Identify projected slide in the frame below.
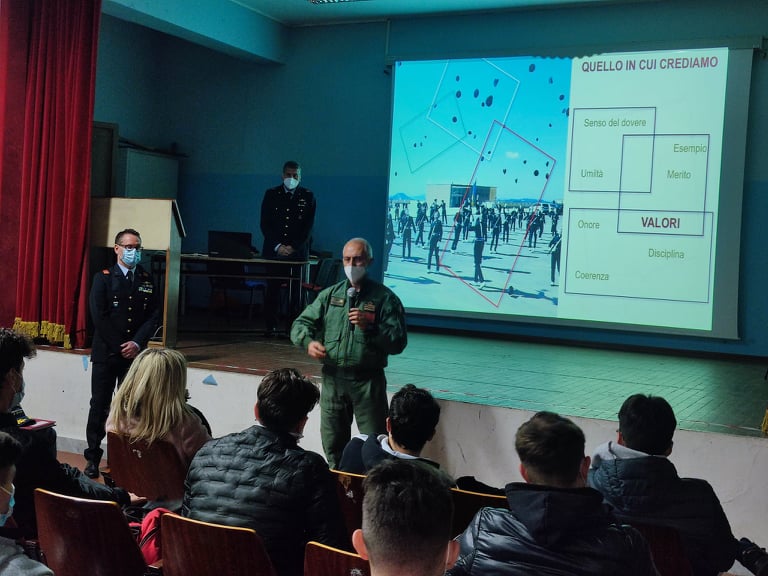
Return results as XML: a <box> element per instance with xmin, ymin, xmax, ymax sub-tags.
<box><xmin>385</xmin><ymin>47</ymin><xmax>730</xmax><ymax>334</ymax></box>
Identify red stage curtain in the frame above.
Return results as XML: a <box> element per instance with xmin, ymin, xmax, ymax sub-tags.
<box><xmin>0</xmin><ymin>0</ymin><xmax>30</xmax><ymax>328</ymax></box>
<box><xmin>11</xmin><ymin>0</ymin><xmax>101</xmax><ymax>349</ymax></box>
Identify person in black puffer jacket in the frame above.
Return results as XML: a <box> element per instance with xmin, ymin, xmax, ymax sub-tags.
<box><xmin>182</xmin><ymin>367</ymin><xmax>347</xmax><ymax>576</ymax></box>
<box><xmin>0</xmin><ymin>328</ymin><xmax>131</xmax><ymax>539</ymax></box>
<box><xmin>448</xmin><ymin>411</ymin><xmax>659</xmax><ymax>576</ymax></box>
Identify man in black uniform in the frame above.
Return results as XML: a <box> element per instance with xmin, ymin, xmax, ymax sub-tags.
<box><xmin>260</xmin><ymin>160</ymin><xmax>316</xmax><ymax>336</ymax></box>
<box><xmin>549</xmin><ymin>230</ymin><xmax>562</xmax><ymax>286</ymax></box>
<box><xmin>399</xmin><ymin>208</ymin><xmax>414</xmax><ymax>260</ymax></box>
<box><xmin>84</xmin><ymin>228</ymin><xmax>160</xmax><ymax>478</ymax></box>
<box><xmin>450</xmin><ymin>209</ymin><xmax>463</xmax><ymax>253</ymax></box>
<box><xmin>383</xmin><ymin>213</ymin><xmax>395</xmax><ymax>274</ymax></box>
<box><xmin>427</xmin><ymin>213</ymin><xmax>443</xmax><ymax>273</ymax></box>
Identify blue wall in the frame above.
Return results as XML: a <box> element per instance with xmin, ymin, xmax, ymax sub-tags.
<box><xmin>94</xmin><ymin>0</ymin><xmax>768</xmax><ymax>356</ymax></box>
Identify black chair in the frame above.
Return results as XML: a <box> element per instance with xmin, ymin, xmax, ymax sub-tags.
<box><xmin>330</xmin><ymin>469</ymin><xmax>365</xmax><ymax>545</ymax></box>
<box><xmin>303</xmin><ymin>258</ymin><xmax>342</xmax><ymax>304</ymax></box>
<box><xmin>630</xmin><ymin>522</ymin><xmax>693</xmax><ymax>576</ymax></box>
<box><xmin>450</xmin><ymin>487</ymin><xmax>508</xmax><ymax>538</ymax></box>
<box><xmin>208</xmin><ymin>260</ymin><xmax>266</xmax><ymax>322</ymax></box>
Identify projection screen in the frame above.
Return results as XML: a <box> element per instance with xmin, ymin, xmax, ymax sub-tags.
<box><xmin>384</xmin><ymin>46</ymin><xmax>753</xmax><ymax>339</ymax></box>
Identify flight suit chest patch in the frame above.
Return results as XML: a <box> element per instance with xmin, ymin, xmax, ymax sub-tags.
<box><xmin>330</xmin><ymin>297</ymin><xmax>345</xmax><ymax>307</ymax></box>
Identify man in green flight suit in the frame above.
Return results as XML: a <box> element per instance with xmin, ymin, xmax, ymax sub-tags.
<box><xmin>291</xmin><ymin>237</ymin><xmax>408</xmax><ymax>469</ymax></box>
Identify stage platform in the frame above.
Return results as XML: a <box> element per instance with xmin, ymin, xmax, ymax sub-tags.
<box><xmin>174</xmin><ymin>324</ymin><xmax>768</xmax><ymax>439</ymax></box>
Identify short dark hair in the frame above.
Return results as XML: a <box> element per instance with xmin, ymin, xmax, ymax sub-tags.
<box><xmin>0</xmin><ymin>328</ymin><xmax>36</xmax><ymax>384</ymax></box>
<box><xmin>114</xmin><ymin>228</ymin><xmax>142</xmax><ymax>245</ymax></box>
<box><xmin>362</xmin><ymin>459</ymin><xmax>454</xmax><ymax>571</ymax></box>
<box><xmin>0</xmin><ymin>431</ymin><xmax>22</xmax><ymax>470</ymax></box>
<box><xmin>389</xmin><ymin>385</ymin><xmax>440</xmax><ymax>452</ymax></box>
<box><xmin>618</xmin><ymin>394</ymin><xmax>677</xmax><ymax>455</ymax></box>
<box><xmin>282</xmin><ymin>160</ymin><xmax>300</xmax><ymax>173</ymax></box>
<box><xmin>515</xmin><ymin>411</ymin><xmax>585</xmax><ymax>486</ymax></box>
<box><xmin>257</xmin><ymin>368</ymin><xmax>319</xmax><ymax>433</ymax></box>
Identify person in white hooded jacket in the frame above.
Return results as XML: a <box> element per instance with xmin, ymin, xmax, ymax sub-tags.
<box><xmin>587</xmin><ymin>393</ymin><xmax>768</xmax><ymax>576</ymax></box>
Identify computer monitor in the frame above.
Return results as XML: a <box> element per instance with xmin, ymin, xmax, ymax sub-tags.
<box><xmin>207</xmin><ymin>230</ymin><xmax>255</xmax><ymax>259</ymax></box>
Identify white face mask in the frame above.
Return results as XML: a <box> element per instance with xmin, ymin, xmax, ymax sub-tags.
<box><xmin>344</xmin><ymin>265</ymin><xmax>367</xmax><ymax>285</ymax></box>
<box><xmin>0</xmin><ymin>484</ymin><xmax>14</xmax><ymax>527</ymax></box>
<box><xmin>11</xmin><ymin>377</ymin><xmax>24</xmax><ymax>408</ymax></box>
<box><xmin>283</xmin><ymin>177</ymin><xmax>299</xmax><ymax>191</ymax></box>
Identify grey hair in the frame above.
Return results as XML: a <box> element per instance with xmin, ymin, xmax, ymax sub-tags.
<box><xmin>347</xmin><ymin>237</ymin><xmax>373</xmax><ymax>260</ymax></box>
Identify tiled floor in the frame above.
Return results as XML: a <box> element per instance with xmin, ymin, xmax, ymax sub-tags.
<box><xmin>385</xmin><ymin>332</ymin><xmax>768</xmax><ymax>437</ymax></box>
<box><xmin>58</xmin><ymin>450</ymin><xmax>104</xmax><ymax>482</ymax></box>
<box><xmin>175</xmin><ymin>319</ymin><xmax>768</xmax><ymax>438</ymax></box>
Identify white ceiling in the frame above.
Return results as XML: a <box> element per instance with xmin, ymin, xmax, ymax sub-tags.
<box><xmin>232</xmin><ymin>0</ymin><xmax>622</xmax><ymax>26</ymax></box>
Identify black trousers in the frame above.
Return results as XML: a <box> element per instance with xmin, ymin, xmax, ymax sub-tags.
<box><xmin>383</xmin><ymin>239</ymin><xmax>393</xmax><ymax>272</ymax></box>
<box><xmin>264</xmin><ymin>279</ymin><xmax>303</xmax><ymax>333</ymax></box>
<box><xmin>428</xmin><ymin>241</ymin><xmax>441</xmax><ymax>270</ymax></box>
<box><xmin>263</xmin><ymin>260</ymin><xmax>304</xmax><ymax>333</ymax></box>
<box><xmin>551</xmin><ymin>252</ymin><xmax>561</xmax><ymax>283</ymax></box>
<box><xmin>474</xmin><ymin>241</ymin><xmax>485</xmax><ymax>282</ymax></box>
<box><xmin>452</xmin><ymin>228</ymin><xmax>462</xmax><ymax>250</ymax></box>
<box><xmin>85</xmin><ymin>355</ymin><xmax>130</xmax><ymax>463</ymax></box>
<box><xmin>402</xmin><ymin>233</ymin><xmax>412</xmax><ymax>258</ymax></box>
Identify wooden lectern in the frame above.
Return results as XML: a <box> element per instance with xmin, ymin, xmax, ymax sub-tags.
<box><xmin>90</xmin><ymin>198</ymin><xmax>185</xmax><ymax>348</ymax></box>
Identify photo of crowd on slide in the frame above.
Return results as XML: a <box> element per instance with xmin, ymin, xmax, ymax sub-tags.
<box><xmin>383</xmin><ymin>195</ymin><xmax>563</xmax><ymax>318</ymax></box>
<box><xmin>384</xmin><ymin>55</ymin><xmax>571</xmax><ymax>319</ymax></box>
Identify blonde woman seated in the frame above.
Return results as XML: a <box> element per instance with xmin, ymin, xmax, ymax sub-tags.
<box><xmin>106</xmin><ymin>348</ymin><xmax>211</xmax><ymax>470</ymax></box>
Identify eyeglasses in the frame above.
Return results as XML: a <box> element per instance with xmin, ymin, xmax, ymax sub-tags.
<box><xmin>118</xmin><ymin>244</ymin><xmax>141</xmax><ymax>250</ymax></box>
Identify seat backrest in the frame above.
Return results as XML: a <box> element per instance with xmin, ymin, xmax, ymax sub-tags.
<box><xmin>208</xmin><ymin>259</ymin><xmax>251</xmax><ymax>290</ymax></box>
<box><xmin>314</xmin><ymin>258</ymin><xmax>342</xmax><ymax>288</ymax></box>
<box><xmin>107</xmin><ymin>431</ymin><xmax>187</xmax><ymax>502</ymax></box>
<box><xmin>303</xmin><ymin>258</ymin><xmax>342</xmax><ymax>305</ymax></box>
<box><xmin>450</xmin><ymin>487</ymin><xmax>508</xmax><ymax>538</ymax></box>
<box><xmin>34</xmin><ymin>488</ymin><xmax>147</xmax><ymax>576</ymax></box>
<box><xmin>630</xmin><ymin>522</ymin><xmax>694</xmax><ymax>576</ymax></box>
<box><xmin>161</xmin><ymin>513</ymin><xmax>277</xmax><ymax>576</ymax></box>
<box><xmin>304</xmin><ymin>541</ymin><xmax>370</xmax><ymax>576</ymax></box>
<box><xmin>330</xmin><ymin>469</ymin><xmax>366</xmax><ymax>544</ymax></box>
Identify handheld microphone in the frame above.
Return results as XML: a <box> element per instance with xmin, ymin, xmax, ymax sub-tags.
<box><xmin>347</xmin><ymin>287</ymin><xmax>357</xmax><ymax>331</ymax></box>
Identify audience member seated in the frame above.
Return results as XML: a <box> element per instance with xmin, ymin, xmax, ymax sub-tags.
<box><xmin>338</xmin><ymin>384</ymin><xmax>440</xmax><ymax>474</ymax></box>
<box><xmin>352</xmin><ymin>459</ymin><xmax>458</xmax><ymax>576</ymax></box>
<box><xmin>0</xmin><ymin>431</ymin><xmax>53</xmax><ymax>575</ymax></box>
<box><xmin>182</xmin><ymin>367</ymin><xmax>347</xmax><ymax>576</ymax></box>
<box><xmin>588</xmin><ymin>393</ymin><xmax>768</xmax><ymax>576</ymax></box>
<box><xmin>0</xmin><ymin>328</ymin><xmax>130</xmax><ymax>537</ymax></box>
<box><xmin>447</xmin><ymin>411</ymin><xmax>659</xmax><ymax>576</ymax></box>
<box><xmin>106</xmin><ymin>347</ymin><xmax>211</xmax><ymax>469</ymax></box>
